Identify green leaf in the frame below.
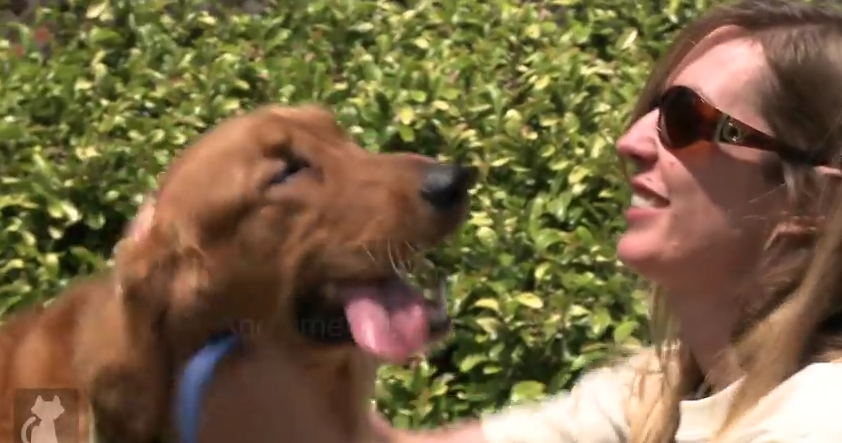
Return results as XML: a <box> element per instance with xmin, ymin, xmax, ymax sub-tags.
<box><xmin>86</xmin><ymin>1</ymin><xmax>111</xmax><ymax>19</ymax></box>
<box><xmin>613</xmin><ymin>320</ymin><xmax>639</xmax><ymax>343</ymax></box>
<box><xmin>397</xmin><ymin>106</ymin><xmax>416</xmax><ymax>125</ymax></box>
<box><xmin>510</xmin><ymin>380</ymin><xmax>546</xmax><ymax>403</ymax></box>
<box><xmin>515</xmin><ymin>292</ymin><xmax>544</xmax><ymax>310</ymax></box>
<box><xmin>534</xmin><ymin>262</ymin><xmax>552</xmax><ymax>281</ymax></box>
<box><xmin>458</xmin><ymin>354</ymin><xmax>488</xmax><ymax>372</ymax></box>
<box><xmin>475</xmin><ymin>226</ymin><xmax>498</xmax><ymax>248</ymax></box>
<box><xmin>473</xmin><ymin>298</ymin><xmax>501</xmax><ymax>313</ymax></box>
<box><xmin>502</xmin><ymin>109</ymin><xmax>523</xmax><ymax>137</ymax></box>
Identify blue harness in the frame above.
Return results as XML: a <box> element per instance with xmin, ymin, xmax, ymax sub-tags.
<box><xmin>175</xmin><ymin>333</ymin><xmax>241</xmax><ymax>443</ymax></box>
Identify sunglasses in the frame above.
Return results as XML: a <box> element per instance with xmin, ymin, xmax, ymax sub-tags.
<box><xmin>653</xmin><ymin>85</ymin><xmax>826</xmax><ymax>166</ymax></box>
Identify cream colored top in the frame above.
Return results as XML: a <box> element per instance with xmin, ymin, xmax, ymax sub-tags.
<box><xmin>480</xmin><ymin>358</ymin><xmax>842</xmax><ymax>443</ymax></box>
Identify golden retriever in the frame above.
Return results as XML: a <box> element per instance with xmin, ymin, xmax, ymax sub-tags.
<box><xmin>0</xmin><ymin>104</ymin><xmax>476</xmax><ymax>443</ymax></box>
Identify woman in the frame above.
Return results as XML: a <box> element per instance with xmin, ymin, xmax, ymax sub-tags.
<box><xmin>373</xmin><ymin>0</ymin><xmax>842</xmax><ymax>442</ymax></box>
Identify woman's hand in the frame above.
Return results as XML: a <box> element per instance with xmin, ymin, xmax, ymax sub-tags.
<box><xmin>369</xmin><ymin>408</ymin><xmax>488</xmax><ymax>443</ymax></box>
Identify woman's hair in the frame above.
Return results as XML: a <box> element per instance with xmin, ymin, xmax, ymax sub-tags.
<box><xmin>622</xmin><ymin>1</ymin><xmax>842</xmax><ymax>442</ymax></box>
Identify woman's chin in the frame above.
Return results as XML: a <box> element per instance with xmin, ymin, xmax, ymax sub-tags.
<box><xmin>617</xmin><ymin>230</ymin><xmax>666</xmax><ymax>276</ymax></box>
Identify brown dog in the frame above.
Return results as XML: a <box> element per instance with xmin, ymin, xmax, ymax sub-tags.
<box><xmin>0</xmin><ymin>104</ymin><xmax>476</xmax><ymax>443</ymax></box>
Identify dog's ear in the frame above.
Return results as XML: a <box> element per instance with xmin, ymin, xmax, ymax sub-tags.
<box><xmin>82</xmin><ymin>188</ymin><xmax>213</xmax><ymax>443</ymax></box>
<box><xmin>263</xmin><ymin>103</ymin><xmax>349</xmax><ymax>142</ymax></box>
<box><xmin>127</xmin><ymin>194</ymin><xmax>157</xmax><ymax>243</ymax></box>
<box><xmin>113</xmin><ymin>193</ymin><xmax>156</xmax><ymax>257</ymax></box>
<box><xmin>115</xmin><ymin>191</ymin><xmax>222</xmax><ymax>365</ymax></box>
<box><xmin>75</xmin><ymin>280</ymin><xmax>172</xmax><ymax>443</ymax></box>
<box><xmin>76</xmin><ymin>193</ymin><xmax>176</xmax><ymax>443</ymax></box>
<box><xmin>112</xmin><ymin>193</ymin><xmax>171</xmax><ymax>317</ymax></box>
<box><xmin>115</xmin><ymin>191</ymin><xmax>210</xmax><ymax>320</ymax></box>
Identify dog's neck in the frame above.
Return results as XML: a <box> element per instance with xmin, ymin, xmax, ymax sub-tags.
<box><xmin>89</xmin><ymin>346</ymin><xmax>378</xmax><ymax>443</ymax></box>
<box><xmin>264</xmin><ymin>341</ymin><xmax>381</xmax><ymax>440</ymax></box>
<box><xmin>314</xmin><ymin>351</ymin><xmax>381</xmax><ymax>440</ymax></box>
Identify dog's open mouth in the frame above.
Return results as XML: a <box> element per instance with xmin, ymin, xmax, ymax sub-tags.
<box><xmin>295</xmin><ymin>259</ymin><xmax>450</xmax><ymax>364</ymax></box>
<box><xmin>341</xmin><ymin>275</ymin><xmax>448</xmax><ymax>362</ymax></box>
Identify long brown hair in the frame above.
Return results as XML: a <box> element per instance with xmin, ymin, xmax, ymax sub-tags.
<box><xmin>623</xmin><ymin>1</ymin><xmax>842</xmax><ymax>442</ymax></box>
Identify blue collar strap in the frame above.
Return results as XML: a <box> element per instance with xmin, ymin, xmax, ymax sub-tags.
<box><xmin>176</xmin><ymin>333</ymin><xmax>241</xmax><ymax>443</ymax></box>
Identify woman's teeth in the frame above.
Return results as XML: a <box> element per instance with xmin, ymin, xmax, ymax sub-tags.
<box><xmin>631</xmin><ymin>193</ymin><xmax>667</xmax><ymax>208</ymax></box>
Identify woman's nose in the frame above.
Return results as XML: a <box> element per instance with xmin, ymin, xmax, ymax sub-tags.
<box><xmin>616</xmin><ymin>110</ymin><xmax>660</xmax><ymax>164</ymax></box>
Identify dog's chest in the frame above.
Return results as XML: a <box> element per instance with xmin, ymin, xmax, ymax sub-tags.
<box><xmin>195</xmin><ymin>347</ymin><xmax>374</xmax><ymax>443</ymax></box>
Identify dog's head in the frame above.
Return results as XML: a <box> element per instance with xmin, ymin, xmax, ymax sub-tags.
<box><xmin>115</xmin><ymin>105</ymin><xmax>476</xmax><ymax>364</ymax></box>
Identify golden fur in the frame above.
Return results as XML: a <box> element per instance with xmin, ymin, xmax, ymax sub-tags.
<box><xmin>0</xmin><ymin>104</ymin><xmax>475</xmax><ymax>443</ymax></box>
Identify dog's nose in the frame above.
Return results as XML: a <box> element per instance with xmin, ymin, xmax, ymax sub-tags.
<box><xmin>419</xmin><ymin>163</ymin><xmax>478</xmax><ymax>211</ymax></box>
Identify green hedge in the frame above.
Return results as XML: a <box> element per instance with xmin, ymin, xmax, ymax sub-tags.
<box><xmin>0</xmin><ymin>0</ymin><xmax>712</xmax><ymax>429</ymax></box>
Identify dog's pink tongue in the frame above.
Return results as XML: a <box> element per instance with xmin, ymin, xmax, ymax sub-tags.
<box><xmin>341</xmin><ymin>278</ymin><xmax>429</xmax><ymax>363</ymax></box>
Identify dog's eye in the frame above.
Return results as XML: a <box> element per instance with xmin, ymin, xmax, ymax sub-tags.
<box><xmin>269</xmin><ymin>158</ymin><xmax>309</xmax><ymax>185</ymax></box>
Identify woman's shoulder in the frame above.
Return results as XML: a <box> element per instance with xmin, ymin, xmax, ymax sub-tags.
<box><xmin>773</xmin><ymin>361</ymin><xmax>842</xmax><ymax>405</ymax></box>
<box><xmin>736</xmin><ymin>361</ymin><xmax>842</xmax><ymax>442</ymax></box>
<box><xmin>793</xmin><ymin>359</ymin><xmax>842</xmax><ymax>380</ymax></box>
<box><xmin>778</xmin><ymin>360</ymin><xmax>842</xmax><ymax>404</ymax></box>
<box><xmin>582</xmin><ymin>346</ymin><xmax>669</xmax><ymax>390</ymax></box>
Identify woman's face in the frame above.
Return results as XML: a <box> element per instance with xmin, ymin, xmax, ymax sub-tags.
<box><xmin>616</xmin><ymin>29</ymin><xmax>787</xmax><ymax>298</ymax></box>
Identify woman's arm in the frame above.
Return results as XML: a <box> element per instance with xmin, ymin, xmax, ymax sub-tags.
<box><xmin>371</xmin><ymin>360</ymin><xmax>639</xmax><ymax>443</ymax></box>
<box><xmin>371</xmin><ymin>411</ymin><xmax>488</xmax><ymax>443</ymax></box>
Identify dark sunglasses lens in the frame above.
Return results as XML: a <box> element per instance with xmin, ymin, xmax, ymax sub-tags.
<box><xmin>661</xmin><ymin>88</ymin><xmax>702</xmax><ymax>150</ymax></box>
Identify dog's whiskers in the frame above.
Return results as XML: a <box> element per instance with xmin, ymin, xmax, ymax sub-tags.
<box><xmin>401</xmin><ymin>241</ymin><xmax>418</xmax><ymax>275</ymax></box>
<box><xmin>363</xmin><ymin>245</ymin><xmax>376</xmax><ymax>264</ymax></box>
<box><xmin>387</xmin><ymin>241</ymin><xmax>401</xmax><ymax>277</ymax></box>
<box><xmin>359</xmin><ymin>239</ymin><xmax>433</xmax><ymax>282</ymax></box>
